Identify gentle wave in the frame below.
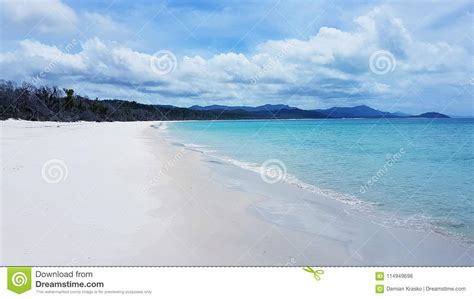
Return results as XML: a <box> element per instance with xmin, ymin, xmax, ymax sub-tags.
<box><xmin>196</xmin><ymin>145</ymin><xmax>471</xmax><ymax>248</ymax></box>
<box><xmin>372</xmin><ymin>213</ymin><xmax>473</xmax><ymax>248</ymax></box>
<box><xmin>160</xmin><ymin>125</ymin><xmax>473</xmax><ymax>249</ymax></box>
<box><xmin>199</xmin><ymin>152</ymin><xmax>378</xmax><ymax>213</ymax></box>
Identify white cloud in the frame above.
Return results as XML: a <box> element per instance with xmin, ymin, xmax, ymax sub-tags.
<box><xmin>1</xmin><ymin>0</ymin><xmax>77</xmax><ymax>33</ymax></box>
<box><xmin>0</xmin><ymin>6</ymin><xmax>471</xmax><ymax>113</ymax></box>
<box><xmin>20</xmin><ymin>40</ymin><xmax>83</xmax><ymax>68</ymax></box>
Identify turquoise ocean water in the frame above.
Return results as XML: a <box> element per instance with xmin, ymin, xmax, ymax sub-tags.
<box><xmin>166</xmin><ymin>119</ymin><xmax>474</xmax><ymax>246</ymax></box>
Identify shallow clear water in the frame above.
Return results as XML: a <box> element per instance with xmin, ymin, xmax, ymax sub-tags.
<box><xmin>166</xmin><ymin>118</ymin><xmax>474</xmax><ymax>246</ymax></box>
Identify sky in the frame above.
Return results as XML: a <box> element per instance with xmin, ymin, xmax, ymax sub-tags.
<box><xmin>0</xmin><ymin>0</ymin><xmax>473</xmax><ymax>115</ymax></box>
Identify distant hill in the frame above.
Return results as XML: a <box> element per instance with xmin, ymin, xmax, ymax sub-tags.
<box><xmin>190</xmin><ymin>104</ymin><xmax>297</xmax><ymax>112</ymax></box>
<box><xmin>0</xmin><ymin>81</ymin><xmax>451</xmax><ymax>122</ymax></box>
<box><xmin>313</xmin><ymin>105</ymin><xmax>397</xmax><ymax>118</ymax></box>
<box><xmin>191</xmin><ymin>104</ymin><xmax>407</xmax><ymax>119</ymax></box>
<box><xmin>230</xmin><ymin>108</ymin><xmax>327</xmax><ymax>119</ymax></box>
<box><xmin>410</xmin><ymin>112</ymin><xmax>450</xmax><ymax>118</ymax></box>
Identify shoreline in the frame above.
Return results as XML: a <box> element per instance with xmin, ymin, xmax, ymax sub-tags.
<box><xmin>151</xmin><ymin>122</ymin><xmax>473</xmax><ymax>265</ymax></box>
<box><xmin>161</xmin><ymin>121</ymin><xmax>474</xmax><ymax>251</ymax></box>
<box><xmin>1</xmin><ymin>120</ymin><xmax>472</xmax><ymax>266</ymax></box>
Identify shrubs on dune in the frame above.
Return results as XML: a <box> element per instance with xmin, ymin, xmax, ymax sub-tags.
<box><xmin>0</xmin><ymin>80</ymin><xmax>227</xmax><ymax>122</ymax></box>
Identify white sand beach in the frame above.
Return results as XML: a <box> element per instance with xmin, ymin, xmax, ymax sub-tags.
<box><xmin>1</xmin><ymin>120</ymin><xmax>472</xmax><ymax>266</ymax></box>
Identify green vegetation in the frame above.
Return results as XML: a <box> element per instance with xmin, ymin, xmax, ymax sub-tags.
<box><xmin>0</xmin><ymin>80</ymin><xmax>449</xmax><ymax>122</ymax></box>
<box><xmin>0</xmin><ymin>81</ymin><xmax>327</xmax><ymax>121</ymax></box>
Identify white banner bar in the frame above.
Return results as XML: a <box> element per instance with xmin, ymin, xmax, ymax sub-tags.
<box><xmin>1</xmin><ymin>267</ymin><xmax>472</xmax><ymax>298</ymax></box>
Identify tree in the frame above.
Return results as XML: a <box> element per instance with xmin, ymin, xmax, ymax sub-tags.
<box><xmin>63</xmin><ymin>88</ymin><xmax>75</xmax><ymax>110</ymax></box>
<box><xmin>64</xmin><ymin>88</ymin><xmax>74</xmax><ymax>101</ymax></box>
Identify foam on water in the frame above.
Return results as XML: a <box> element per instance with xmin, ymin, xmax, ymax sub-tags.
<box><xmin>161</xmin><ymin>118</ymin><xmax>474</xmax><ymax>248</ymax></box>
<box><xmin>200</xmin><ymin>150</ymin><xmax>472</xmax><ymax>247</ymax></box>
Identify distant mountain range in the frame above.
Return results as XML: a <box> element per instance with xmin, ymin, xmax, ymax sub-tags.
<box><xmin>190</xmin><ymin>104</ymin><xmax>296</xmax><ymax>112</ymax></box>
<box><xmin>190</xmin><ymin>104</ymin><xmax>450</xmax><ymax>119</ymax></box>
<box><xmin>410</xmin><ymin>112</ymin><xmax>450</xmax><ymax>118</ymax></box>
<box><xmin>0</xmin><ymin>81</ymin><xmax>450</xmax><ymax>121</ymax></box>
